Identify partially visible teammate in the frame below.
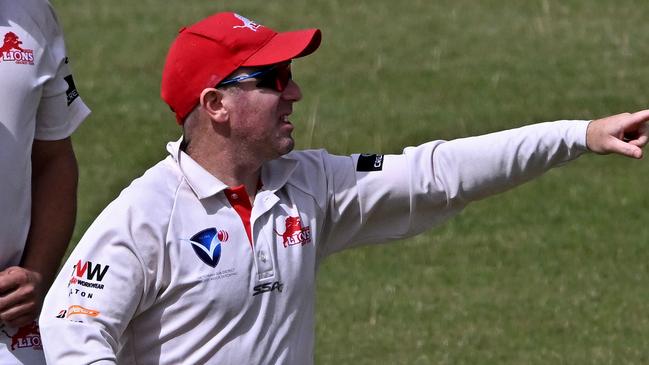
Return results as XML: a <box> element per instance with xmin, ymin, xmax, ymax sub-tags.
<box><xmin>40</xmin><ymin>11</ymin><xmax>648</xmax><ymax>365</ymax></box>
<box><xmin>0</xmin><ymin>0</ymin><xmax>90</xmax><ymax>363</ymax></box>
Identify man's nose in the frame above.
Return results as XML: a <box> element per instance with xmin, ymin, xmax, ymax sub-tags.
<box><xmin>281</xmin><ymin>80</ymin><xmax>302</xmax><ymax>102</ymax></box>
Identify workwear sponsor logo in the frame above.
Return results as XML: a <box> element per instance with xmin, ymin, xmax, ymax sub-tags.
<box><xmin>186</xmin><ymin>228</ymin><xmax>229</xmax><ymax>267</ymax></box>
<box><xmin>0</xmin><ymin>32</ymin><xmax>34</xmax><ymax>65</ymax></box>
<box><xmin>252</xmin><ymin>281</ymin><xmax>284</xmax><ymax>296</ymax></box>
<box><xmin>275</xmin><ymin>216</ymin><xmax>311</xmax><ymax>247</ymax></box>
<box><xmin>66</xmin><ymin>305</ymin><xmax>100</xmax><ymax>318</ymax></box>
<box><xmin>69</xmin><ymin>259</ymin><xmax>109</xmax><ymax>289</ymax></box>
<box><xmin>72</xmin><ymin>260</ymin><xmax>110</xmax><ymax>281</ymax></box>
<box><xmin>0</xmin><ymin>322</ymin><xmax>41</xmax><ymax>351</ymax></box>
<box><xmin>357</xmin><ymin>153</ymin><xmax>384</xmax><ymax>171</ymax></box>
<box><xmin>68</xmin><ymin>277</ymin><xmax>105</xmax><ymax>289</ymax></box>
<box><xmin>232</xmin><ymin>14</ymin><xmax>262</xmax><ymax>32</ymax></box>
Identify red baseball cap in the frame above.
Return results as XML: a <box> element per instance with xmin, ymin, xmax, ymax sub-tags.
<box><xmin>161</xmin><ymin>12</ymin><xmax>322</xmax><ymax>124</ymax></box>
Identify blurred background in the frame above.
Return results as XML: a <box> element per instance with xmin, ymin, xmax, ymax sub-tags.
<box><xmin>55</xmin><ymin>0</ymin><xmax>649</xmax><ymax>363</ymax></box>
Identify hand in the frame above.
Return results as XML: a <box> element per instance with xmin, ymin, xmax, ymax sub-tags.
<box><xmin>0</xmin><ymin>267</ymin><xmax>44</xmax><ymax>328</ymax></box>
<box><xmin>586</xmin><ymin>110</ymin><xmax>649</xmax><ymax>159</ymax></box>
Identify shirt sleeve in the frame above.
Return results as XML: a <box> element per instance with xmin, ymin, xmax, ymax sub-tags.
<box><xmin>34</xmin><ymin>1</ymin><xmax>90</xmax><ymax>141</ymax></box>
<box><xmin>39</xmin><ymin>201</ymin><xmax>152</xmax><ymax>364</ymax></box>
<box><xmin>317</xmin><ymin>120</ymin><xmax>590</xmax><ymax>257</ymax></box>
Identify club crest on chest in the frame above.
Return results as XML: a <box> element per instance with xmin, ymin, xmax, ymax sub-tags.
<box><xmin>274</xmin><ymin>215</ymin><xmax>312</xmax><ymax>248</ymax></box>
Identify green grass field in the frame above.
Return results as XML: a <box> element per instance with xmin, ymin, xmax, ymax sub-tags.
<box><xmin>55</xmin><ymin>0</ymin><xmax>649</xmax><ymax>363</ymax></box>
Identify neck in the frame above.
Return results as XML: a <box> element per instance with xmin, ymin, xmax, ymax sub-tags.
<box><xmin>187</xmin><ymin>141</ymin><xmax>263</xmax><ymax>200</ymax></box>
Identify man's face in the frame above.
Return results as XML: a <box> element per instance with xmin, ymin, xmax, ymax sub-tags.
<box><xmin>220</xmin><ymin>63</ymin><xmax>302</xmax><ymax>161</ymax></box>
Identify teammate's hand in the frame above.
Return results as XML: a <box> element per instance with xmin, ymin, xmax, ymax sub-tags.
<box><xmin>586</xmin><ymin>110</ymin><xmax>649</xmax><ymax>158</ymax></box>
<box><xmin>0</xmin><ymin>266</ymin><xmax>44</xmax><ymax>328</ymax></box>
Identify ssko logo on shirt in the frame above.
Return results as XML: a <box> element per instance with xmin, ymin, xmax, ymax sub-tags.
<box><xmin>0</xmin><ymin>32</ymin><xmax>34</xmax><ymax>65</ymax></box>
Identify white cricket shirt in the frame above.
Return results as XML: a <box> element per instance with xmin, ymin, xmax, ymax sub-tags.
<box><xmin>41</xmin><ymin>120</ymin><xmax>588</xmax><ymax>364</ymax></box>
<box><xmin>0</xmin><ymin>0</ymin><xmax>89</xmax><ymax>363</ymax></box>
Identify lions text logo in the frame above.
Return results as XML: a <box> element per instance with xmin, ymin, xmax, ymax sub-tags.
<box><xmin>0</xmin><ymin>32</ymin><xmax>34</xmax><ymax>65</ymax></box>
<box><xmin>275</xmin><ymin>216</ymin><xmax>311</xmax><ymax>247</ymax></box>
<box><xmin>232</xmin><ymin>14</ymin><xmax>262</xmax><ymax>32</ymax></box>
<box><xmin>187</xmin><ymin>228</ymin><xmax>229</xmax><ymax>267</ymax></box>
<box><xmin>1</xmin><ymin>322</ymin><xmax>41</xmax><ymax>351</ymax></box>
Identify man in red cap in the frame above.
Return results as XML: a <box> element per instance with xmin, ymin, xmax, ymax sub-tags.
<box><xmin>40</xmin><ymin>11</ymin><xmax>649</xmax><ymax>364</ymax></box>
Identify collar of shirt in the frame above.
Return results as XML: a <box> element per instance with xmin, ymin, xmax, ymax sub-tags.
<box><xmin>166</xmin><ymin>138</ymin><xmax>298</xmax><ymax>200</ymax></box>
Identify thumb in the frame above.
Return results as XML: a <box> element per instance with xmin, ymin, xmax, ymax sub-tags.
<box><xmin>608</xmin><ymin>137</ymin><xmax>643</xmax><ymax>159</ymax></box>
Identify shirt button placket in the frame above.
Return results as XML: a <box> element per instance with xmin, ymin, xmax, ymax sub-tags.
<box><xmin>256</xmin><ymin>244</ymin><xmax>274</xmax><ymax>279</ymax></box>
<box><xmin>252</xmin><ymin>194</ymin><xmax>279</xmax><ymax>280</ymax></box>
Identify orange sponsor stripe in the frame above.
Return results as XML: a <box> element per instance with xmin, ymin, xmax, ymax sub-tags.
<box><xmin>66</xmin><ymin>305</ymin><xmax>100</xmax><ymax>318</ymax></box>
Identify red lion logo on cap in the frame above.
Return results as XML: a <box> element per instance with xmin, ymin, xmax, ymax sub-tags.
<box><xmin>275</xmin><ymin>216</ymin><xmax>312</xmax><ymax>247</ymax></box>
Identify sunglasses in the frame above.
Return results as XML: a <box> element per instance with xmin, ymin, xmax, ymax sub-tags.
<box><xmin>217</xmin><ymin>63</ymin><xmax>292</xmax><ymax>92</ymax></box>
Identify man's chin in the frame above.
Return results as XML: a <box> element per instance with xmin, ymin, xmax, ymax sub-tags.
<box><xmin>280</xmin><ymin>140</ymin><xmax>295</xmax><ymax>156</ymax></box>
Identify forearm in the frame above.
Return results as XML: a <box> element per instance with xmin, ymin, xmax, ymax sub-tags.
<box><xmin>21</xmin><ymin>139</ymin><xmax>78</xmax><ymax>289</ymax></box>
<box><xmin>429</xmin><ymin>120</ymin><xmax>590</xmax><ymax>203</ymax></box>
<box><xmin>321</xmin><ymin>120</ymin><xmax>590</xmax><ymax>252</ymax></box>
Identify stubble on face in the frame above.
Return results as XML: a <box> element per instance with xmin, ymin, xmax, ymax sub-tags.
<box><xmin>223</xmin><ymin>86</ymin><xmax>296</xmax><ymax>162</ymax></box>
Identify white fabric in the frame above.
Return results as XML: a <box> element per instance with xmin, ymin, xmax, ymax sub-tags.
<box><xmin>0</xmin><ymin>0</ymin><xmax>89</xmax><ymax>363</ymax></box>
<box><xmin>41</xmin><ymin>120</ymin><xmax>588</xmax><ymax>364</ymax></box>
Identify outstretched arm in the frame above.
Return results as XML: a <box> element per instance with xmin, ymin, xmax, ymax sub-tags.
<box><xmin>319</xmin><ymin>109</ymin><xmax>649</xmax><ymax>255</ymax></box>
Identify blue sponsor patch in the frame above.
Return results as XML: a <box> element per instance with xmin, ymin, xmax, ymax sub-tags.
<box><xmin>188</xmin><ymin>228</ymin><xmax>229</xmax><ymax>267</ymax></box>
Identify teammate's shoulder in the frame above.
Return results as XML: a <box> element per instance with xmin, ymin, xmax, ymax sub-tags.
<box><xmin>0</xmin><ymin>0</ymin><xmax>58</xmax><ymax>29</ymax></box>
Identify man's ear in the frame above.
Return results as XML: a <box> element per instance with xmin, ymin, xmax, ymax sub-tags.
<box><xmin>199</xmin><ymin>88</ymin><xmax>228</xmax><ymax>122</ymax></box>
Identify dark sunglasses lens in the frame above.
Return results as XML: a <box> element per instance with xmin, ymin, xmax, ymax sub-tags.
<box><xmin>256</xmin><ymin>66</ymin><xmax>292</xmax><ymax>92</ymax></box>
<box><xmin>276</xmin><ymin>67</ymin><xmax>292</xmax><ymax>91</ymax></box>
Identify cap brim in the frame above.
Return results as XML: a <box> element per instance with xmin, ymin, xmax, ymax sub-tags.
<box><xmin>242</xmin><ymin>28</ymin><xmax>321</xmax><ymax>67</ymax></box>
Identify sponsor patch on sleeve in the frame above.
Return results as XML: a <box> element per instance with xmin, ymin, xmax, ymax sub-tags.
<box><xmin>356</xmin><ymin>154</ymin><xmax>384</xmax><ymax>172</ymax></box>
<box><xmin>64</xmin><ymin>74</ymin><xmax>80</xmax><ymax>106</ymax></box>
<box><xmin>66</xmin><ymin>305</ymin><xmax>100</xmax><ymax>318</ymax></box>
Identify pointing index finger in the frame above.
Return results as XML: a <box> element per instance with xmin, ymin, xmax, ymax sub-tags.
<box><xmin>626</xmin><ymin>109</ymin><xmax>649</xmax><ymax>127</ymax></box>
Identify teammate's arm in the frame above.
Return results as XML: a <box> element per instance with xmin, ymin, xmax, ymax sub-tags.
<box><xmin>0</xmin><ymin>138</ymin><xmax>78</xmax><ymax>328</ymax></box>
